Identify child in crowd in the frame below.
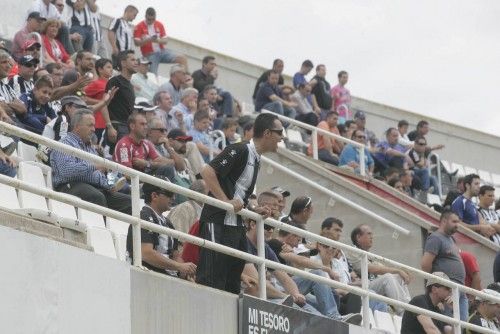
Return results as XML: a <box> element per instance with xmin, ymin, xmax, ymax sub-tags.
<box><xmin>19</xmin><ymin>75</ymin><xmax>56</xmax><ymax>134</ymax></box>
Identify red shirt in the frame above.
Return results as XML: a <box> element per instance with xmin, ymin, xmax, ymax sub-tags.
<box><xmin>42</xmin><ymin>34</ymin><xmax>70</xmax><ymax>63</ymax></box>
<box><xmin>133</xmin><ymin>20</ymin><xmax>166</xmax><ymax>56</ymax></box>
<box><xmin>460</xmin><ymin>250</ymin><xmax>480</xmax><ymax>287</ymax></box>
<box><xmin>181</xmin><ymin>220</ymin><xmax>200</xmax><ymax>265</ymax></box>
<box><xmin>113</xmin><ymin>136</ymin><xmax>159</xmax><ymax>171</ymax></box>
<box><xmin>84</xmin><ymin>78</ymin><xmax>107</xmax><ymax>129</ymax></box>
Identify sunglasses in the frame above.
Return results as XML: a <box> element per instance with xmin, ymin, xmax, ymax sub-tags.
<box><xmin>269</xmin><ymin>128</ymin><xmax>284</xmax><ymax>136</ymax></box>
<box><xmin>151</xmin><ymin>128</ymin><xmax>167</xmax><ymax>133</ymax></box>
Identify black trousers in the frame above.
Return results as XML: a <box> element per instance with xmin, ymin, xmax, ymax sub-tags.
<box><xmin>196</xmin><ymin>221</ymin><xmax>247</xmax><ymax>294</ymax></box>
<box><xmin>57</xmin><ymin>182</ymin><xmax>132</xmax><ymax>217</ymax></box>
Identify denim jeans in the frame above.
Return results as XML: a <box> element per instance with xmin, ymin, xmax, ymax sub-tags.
<box><xmin>318</xmin><ymin>148</ymin><xmax>339</xmax><ymax>166</ymax></box>
<box><xmin>70</xmin><ymin>25</ymin><xmax>94</xmax><ymax>52</ymax></box>
<box><xmin>216</xmin><ymin>90</ymin><xmax>234</xmax><ymax>117</ymax></box>
<box><xmin>0</xmin><ymin>161</ymin><xmax>16</xmax><ymax>177</ymax></box>
<box><xmin>146</xmin><ymin>50</ymin><xmax>178</xmax><ymax>75</ymax></box>
<box><xmin>413</xmin><ymin>167</ymin><xmax>430</xmax><ymax>190</ymax></box>
<box><xmin>262</xmin><ymin>101</ymin><xmax>296</xmax><ymax>119</ymax></box>
<box><xmin>292</xmin><ymin>269</ymin><xmax>342</xmax><ymax>320</ymax></box>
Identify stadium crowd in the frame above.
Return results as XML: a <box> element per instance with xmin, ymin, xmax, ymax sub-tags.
<box><xmin>0</xmin><ymin>1</ymin><xmax>499</xmax><ymax>331</ymax></box>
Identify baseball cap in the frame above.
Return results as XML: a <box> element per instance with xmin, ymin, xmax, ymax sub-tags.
<box><xmin>167</xmin><ymin>128</ymin><xmax>193</xmax><ymax>142</ymax></box>
<box><xmin>170</xmin><ymin>64</ymin><xmax>185</xmax><ymax>75</ymax></box>
<box><xmin>271</xmin><ymin>186</ymin><xmax>290</xmax><ymax>198</ymax></box>
<box><xmin>354</xmin><ymin>110</ymin><xmax>366</xmax><ymax>120</ymax></box>
<box><xmin>134</xmin><ymin>97</ymin><xmax>158</xmax><ymax>112</ymax></box>
<box><xmin>138</xmin><ymin>57</ymin><xmax>152</xmax><ymax>65</ymax></box>
<box><xmin>425</xmin><ymin>272</ymin><xmax>450</xmax><ymax>287</ymax></box>
<box><xmin>142</xmin><ymin>176</ymin><xmax>174</xmax><ymax>199</ymax></box>
<box><xmin>23</xmin><ymin>39</ymin><xmax>41</xmax><ymax>50</ymax></box>
<box><xmin>476</xmin><ymin>289</ymin><xmax>500</xmax><ymax>304</ymax></box>
<box><xmin>61</xmin><ymin>95</ymin><xmax>87</xmax><ymax>108</ymax></box>
<box><xmin>18</xmin><ymin>55</ymin><xmax>39</xmax><ymax>66</ymax></box>
<box><xmin>27</xmin><ymin>11</ymin><xmax>46</xmax><ymax>21</ymax></box>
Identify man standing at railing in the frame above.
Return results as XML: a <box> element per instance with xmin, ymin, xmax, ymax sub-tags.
<box><xmin>196</xmin><ymin>112</ymin><xmax>284</xmax><ymax>294</ymax></box>
<box><xmin>421</xmin><ymin>209</ymin><xmax>468</xmax><ymax>321</ymax></box>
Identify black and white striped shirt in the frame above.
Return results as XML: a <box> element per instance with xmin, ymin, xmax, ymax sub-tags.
<box><xmin>90</xmin><ymin>10</ymin><xmax>102</xmax><ymax>42</ymax></box>
<box><xmin>478</xmin><ymin>206</ymin><xmax>500</xmax><ymax>245</ymax></box>
<box><xmin>109</xmin><ymin>17</ymin><xmax>133</xmax><ymax>51</ymax></box>
<box><xmin>0</xmin><ymin>79</ymin><xmax>19</xmax><ymax>103</ymax></box>
<box><xmin>66</xmin><ymin>0</ymin><xmax>92</xmax><ymax>27</ymax></box>
<box><xmin>8</xmin><ymin>75</ymin><xmax>34</xmax><ymax>96</ymax></box>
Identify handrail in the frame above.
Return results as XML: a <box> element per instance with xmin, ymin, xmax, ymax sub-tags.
<box><xmin>261</xmin><ymin>110</ymin><xmax>367</xmax><ymax>176</ymax></box>
<box><xmin>1</xmin><ymin>121</ymin><xmax>499</xmax><ymax>333</ymax></box>
<box><xmin>0</xmin><ymin>174</ymin><xmax>498</xmax><ymax>334</ymax></box>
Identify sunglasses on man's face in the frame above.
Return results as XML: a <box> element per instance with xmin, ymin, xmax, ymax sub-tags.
<box><xmin>268</xmin><ymin>128</ymin><xmax>284</xmax><ymax>136</ymax></box>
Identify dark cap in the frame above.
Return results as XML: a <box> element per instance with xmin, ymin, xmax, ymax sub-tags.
<box><xmin>354</xmin><ymin>110</ymin><xmax>366</xmax><ymax>120</ymax></box>
<box><xmin>61</xmin><ymin>95</ymin><xmax>87</xmax><ymax>108</ymax></box>
<box><xmin>27</xmin><ymin>11</ymin><xmax>46</xmax><ymax>21</ymax></box>
<box><xmin>23</xmin><ymin>39</ymin><xmax>41</xmax><ymax>50</ymax></box>
<box><xmin>271</xmin><ymin>186</ymin><xmax>290</xmax><ymax>198</ymax></box>
<box><xmin>142</xmin><ymin>176</ymin><xmax>174</xmax><ymax>199</ymax></box>
<box><xmin>167</xmin><ymin>128</ymin><xmax>192</xmax><ymax>142</ymax></box>
<box><xmin>18</xmin><ymin>55</ymin><xmax>39</xmax><ymax>66</ymax></box>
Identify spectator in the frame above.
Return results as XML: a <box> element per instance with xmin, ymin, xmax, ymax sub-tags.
<box><xmin>330</xmin><ymin>71</ymin><xmax>352</xmax><ymax>123</ymax></box>
<box><xmin>467</xmin><ymin>289</ymin><xmax>500</xmax><ymax>332</ymax></box>
<box><xmin>407</xmin><ymin>136</ymin><xmax>439</xmax><ymax>194</ymax></box>
<box><xmin>408</xmin><ymin>120</ymin><xmax>445</xmax><ymax>152</ymax></box>
<box><xmin>152</xmin><ymin>91</ymin><xmax>174</xmax><ymax>130</ymax></box>
<box><xmin>114</xmin><ymin>113</ymin><xmax>175</xmax><ymax>179</ymax></box>
<box><xmin>347</xmin><ymin>224</ymin><xmax>411</xmax><ymax>315</ymax></box>
<box><xmin>242</xmin><ymin>122</ymin><xmax>254</xmax><ymax>142</ymax></box>
<box><xmin>353</xmin><ymin>111</ymin><xmax>378</xmax><ymax>148</ymax></box>
<box><xmin>400</xmin><ymin>169</ymin><xmax>415</xmax><ymax>197</ymax></box>
<box><xmin>220</xmin><ymin>117</ymin><xmax>239</xmax><ymax>149</ymax></box>
<box><xmin>166</xmin><ymin>128</ymin><xmax>206</xmax><ymax>178</ymax></box>
<box><xmin>50</xmin><ymin>109</ymin><xmax>131</xmax><ymax>212</ymax></box>
<box><xmin>41</xmin><ymin>19</ymin><xmax>74</xmax><ymax>69</ymax></box>
<box><xmin>106</xmin><ymin>50</ymin><xmax>138</xmax><ymax>142</ymax></box>
<box><xmin>192</xmin><ymin>56</ymin><xmax>234</xmax><ymax>118</ymax></box>
<box><xmin>283</xmin><ymin>196</ymin><xmax>313</xmax><ymax>231</ymax></box>
<box><xmin>290</xmin><ymin>83</ymin><xmax>319</xmax><ymax>126</ymax></box>
<box><xmin>0</xmin><ymin>51</ymin><xmax>27</xmax><ymax>125</ymax></box>
<box><xmin>307</xmin><ymin>110</ymin><xmax>342</xmax><ymax>166</ymax></box>
<box><xmin>255</xmin><ymin>191</ymin><xmax>281</xmax><ymax>240</ymax></box>
<box><xmin>126</xmin><ymin>178</ymin><xmax>197</xmax><ymax>277</ymax></box>
<box><xmin>188</xmin><ymin>110</ymin><xmax>215</xmax><ymax>163</ymax></box>
<box><xmin>19</xmin><ymin>75</ymin><xmax>56</xmax><ymax>134</ymax></box>
<box><xmin>0</xmin><ymin>147</ymin><xmax>17</xmax><ymax>177</ymax></box>
<box><xmin>133</xmin><ymin>7</ymin><xmax>188</xmax><ymax>75</ymax></box>
<box><xmin>339</xmin><ymin>129</ymin><xmax>375</xmax><ymax>176</ymax></box>
<box><xmin>8</xmin><ymin>55</ymin><xmax>38</xmax><ymax>96</ymax></box>
<box><xmin>196</xmin><ymin>112</ymin><xmax>284</xmax><ymax>294</ymax></box>
<box><xmin>401</xmin><ymin>272</ymin><xmax>453</xmax><ymax>334</ymax></box>
<box><xmin>477</xmin><ymin>185</ymin><xmax>500</xmax><ymax>245</ymax></box>
<box><xmin>292</xmin><ymin>59</ymin><xmax>314</xmax><ymax>88</ymax></box>
<box><xmin>169</xmin><ymin>87</ymin><xmax>198</xmax><ymax>132</ymax></box>
<box><xmin>494</xmin><ymin>252</ymin><xmax>500</xmax><ymax>283</ymax></box>
<box><xmin>42</xmin><ymin>95</ymin><xmax>87</xmax><ymax>141</ymax></box>
<box><xmin>147</xmin><ymin>117</ymin><xmax>186</xmax><ymax>173</ymax></box>
<box><xmin>12</xmin><ymin>12</ymin><xmax>45</xmax><ymax>61</ymax></box>
<box><xmin>108</xmin><ymin>5</ymin><xmax>138</xmax><ymax>67</ymax></box>
<box><xmin>64</xmin><ymin>0</ymin><xmax>97</xmax><ymax>52</ymax></box>
<box><xmin>397</xmin><ymin>119</ymin><xmax>413</xmax><ymax>148</ymax></box>
<box><xmin>309</xmin><ymin>64</ymin><xmax>332</xmax><ymax>119</ymax></box>
<box><xmin>84</xmin><ymin>57</ymin><xmax>115</xmax><ymax>142</ymax></box>
<box><xmin>71</xmin><ymin>50</ymin><xmax>95</xmax><ymax>78</ymax></box>
<box><xmin>270</xmin><ymin>186</ymin><xmax>290</xmax><ymax>220</ymax></box>
<box><xmin>167</xmin><ymin>179</ymin><xmax>207</xmax><ymax>234</ymax></box>
<box><xmin>254</xmin><ymin>70</ymin><xmax>297</xmax><ymax>119</ymax></box>
<box><xmin>388</xmin><ymin>177</ymin><xmax>405</xmax><ymax>193</ymax></box>
<box><xmin>201</xmin><ymin>85</ymin><xmax>220</xmax><ymax>127</ymax></box>
<box><xmin>252</xmin><ymin>59</ymin><xmax>284</xmax><ymax>101</ymax></box>
<box><xmin>459</xmin><ymin>250</ymin><xmax>482</xmax><ymax>291</ymax></box>
<box><xmin>344</xmin><ymin>120</ymin><xmax>357</xmax><ymax>139</ymax></box>
<box><xmin>88</xmin><ymin>4</ymin><xmax>105</xmax><ymax>58</ymax></box>
<box><xmin>131</xmin><ymin>57</ymin><xmax>159</xmax><ymax>102</ymax></box>
<box><xmin>373</xmin><ymin>127</ymin><xmax>410</xmax><ymax>172</ymax></box>
<box><xmin>157</xmin><ymin>64</ymin><xmax>186</xmax><ymax>106</ymax></box>
<box><xmin>421</xmin><ymin>209</ymin><xmax>468</xmax><ymax>321</ymax></box>
<box><xmin>452</xmin><ymin>174</ymin><xmax>497</xmax><ymax>238</ymax></box>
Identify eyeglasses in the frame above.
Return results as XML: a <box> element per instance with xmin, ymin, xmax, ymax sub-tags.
<box><xmin>269</xmin><ymin>128</ymin><xmax>284</xmax><ymax>136</ymax></box>
<box><xmin>151</xmin><ymin>128</ymin><xmax>167</xmax><ymax>133</ymax></box>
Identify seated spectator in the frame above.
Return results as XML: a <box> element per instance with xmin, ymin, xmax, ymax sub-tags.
<box><xmin>397</xmin><ymin>119</ymin><xmax>413</xmax><ymax>148</ymax></box>
<box><xmin>451</xmin><ymin>174</ymin><xmax>497</xmax><ymax>238</ymax></box>
<box><xmin>41</xmin><ymin>19</ymin><xmax>74</xmax><ymax>69</ymax></box>
<box><xmin>252</xmin><ymin>59</ymin><xmax>284</xmax><ymax>101</ymax></box>
<box><xmin>192</xmin><ymin>56</ymin><xmax>234</xmax><ymax>118</ymax></box>
<box><xmin>477</xmin><ymin>185</ymin><xmax>500</xmax><ymax>245</ymax></box>
<box><xmin>373</xmin><ymin>127</ymin><xmax>411</xmax><ymax>172</ymax></box>
<box><xmin>339</xmin><ymin>129</ymin><xmax>375</xmax><ymax>176</ymax></box>
<box><xmin>282</xmin><ymin>196</ymin><xmax>313</xmax><ymax>230</ymax></box>
<box><xmin>0</xmin><ymin>147</ymin><xmax>17</xmax><ymax>177</ymax></box>
<box><xmin>114</xmin><ymin>113</ymin><xmax>175</xmax><ymax>179</ymax></box>
<box><xmin>126</xmin><ymin>179</ymin><xmax>197</xmax><ymax>277</ymax></box>
<box><xmin>401</xmin><ymin>272</ymin><xmax>453</xmax><ymax>334</ymax></box>
<box><xmin>408</xmin><ymin>120</ymin><xmax>445</xmax><ymax>153</ymax></box>
<box><xmin>166</xmin><ymin>128</ymin><xmax>206</xmax><ymax>178</ymax></box>
<box><xmin>152</xmin><ymin>91</ymin><xmax>174</xmax><ymax>130</ymax></box>
<box><xmin>407</xmin><ymin>136</ymin><xmax>439</xmax><ymax>194</ymax></box>
<box><xmin>19</xmin><ymin>75</ymin><xmax>56</xmax><ymax>134</ymax></box>
<box><xmin>254</xmin><ymin>70</ymin><xmax>296</xmax><ymax>119</ymax></box>
<box><xmin>188</xmin><ymin>110</ymin><xmax>216</xmax><ymax>162</ymax></box>
<box><xmin>133</xmin><ymin>7</ymin><xmax>188</xmax><ymax>75</ymax></box>
<box><xmin>270</xmin><ymin>186</ymin><xmax>290</xmax><ymax>220</ymax></box>
<box><xmin>292</xmin><ymin>59</ymin><xmax>314</xmax><ymax>89</ymax></box>
<box><xmin>200</xmin><ymin>85</ymin><xmax>220</xmax><ymax>127</ymax></box>
<box><xmin>42</xmin><ymin>95</ymin><xmax>87</xmax><ymax>141</ymax></box>
<box><xmin>291</xmin><ymin>83</ymin><xmax>319</xmax><ymax>126</ymax></box>
<box><xmin>147</xmin><ymin>117</ymin><xmax>186</xmax><ymax>173</ymax></box>
<box><xmin>307</xmin><ymin>111</ymin><xmax>342</xmax><ymax>166</ymax></box>
<box><xmin>0</xmin><ymin>50</ymin><xmax>28</xmax><ymax>124</ymax></box>
<box><xmin>242</xmin><ymin>122</ymin><xmax>254</xmax><ymax>142</ymax></box>
<box><xmin>468</xmin><ymin>289</ymin><xmax>500</xmax><ymax>332</ymax></box>
<box><xmin>400</xmin><ymin>169</ymin><xmax>416</xmax><ymax>197</ymax></box>
<box><xmin>12</xmin><ymin>12</ymin><xmax>45</xmax><ymax>61</ymax></box>
<box><xmin>131</xmin><ymin>57</ymin><xmax>158</xmax><ymax>103</ymax></box>
<box><xmin>8</xmin><ymin>55</ymin><xmax>38</xmax><ymax>96</ymax></box>
<box><xmin>388</xmin><ymin>177</ymin><xmax>405</xmax><ymax>193</ymax></box>
<box><xmin>342</xmin><ymin>120</ymin><xmax>357</xmax><ymax>139</ymax></box>
<box><xmin>353</xmin><ymin>111</ymin><xmax>378</xmax><ymax>149</ymax></box>
<box><xmin>330</xmin><ymin>71</ymin><xmax>352</xmax><ymax>123</ymax></box>
<box><xmin>63</xmin><ymin>0</ymin><xmax>97</xmax><ymax>52</ymax></box>
<box><xmin>347</xmin><ymin>224</ymin><xmax>412</xmax><ymax>315</ymax></box>
<box><xmin>167</xmin><ymin>179</ymin><xmax>207</xmax><ymax>234</ymax></box>
<box><xmin>169</xmin><ymin>88</ymin><xmax>198</xmax><ymax>132</ymax></box>
<box><xmin>50</xmin><ymin>109</ymin><xmax>131</xmax><ymax>213</ymax></box>
<box><xmin>220</xmin><ymin>118</ymin><xmax>239</xmax><ymax>149</ymax></box>
<box><xmin>157</xmin><ymin>64</ymin><xmax>185</xmax><ymax>106</ymax></box>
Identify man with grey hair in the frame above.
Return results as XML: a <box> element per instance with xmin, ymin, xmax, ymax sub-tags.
<box><xmin>167</xmin><ymin>179</ymin><xmax>207</xmax><ymax>233</ymax></box>
<box><xmin>169</xmin><ymin>87</ymin><xmax>198</xmax><ymax>132</ymax></box>
<box><xmin>50</xmin><ymin>109</ymin><xmax>131</xmax><ymax>214</ymax></box>
<box><xmin>152</xmin><ymin>90</ymin><xmax>174</xmax><ymax>130</ymax></box>
<box><xmin>158</xmin><ymin>64</ymin><xmax>186</xmax><ymax>106</ymax></box>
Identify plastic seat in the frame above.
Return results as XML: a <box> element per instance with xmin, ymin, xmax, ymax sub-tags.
<box><xmin>478</xmin><ymin>170</ymin><xmax>493</xmax><ymax>185</ymax></box>
<box><xmin>111</xmin><ymin>231</ymin><xmax>128</xmax><ymax>261</ymax></box>
<box><xmin>78</xmin><ymin>208</ymin><xmax>105</xmax><ymax>228</ymax></box>
<box><xmin>87</xmin><ymin>226</ymin><xmax>117</xmax><ymax>259</ymax></box>
<box><xmin>0</xmin><ymin>180</ymin><xmax>20</xmax><ymax>210</ymax></box>
<box><xmin>451</xmin><ymin>163</ymin><xmax>465</xmax><ymax>178</ymax></box>
<box><xmin>51</xmin><ymin>200</ymin><xmax>86</xmax><ymax>233</ymax></box>
<box><xmin>374</xmin><ymin>310</ymin><xmax>396</xmax><ymax>334</ymax></box>
<box><xmin>17</xmin><ymin>141</ymin><xmax>38</xmax><ymax>162</ymax></box>
<box><xmin>107</xmin><ymin>217</ymin><xmax>130</xmax><ymax>236</ymax></box>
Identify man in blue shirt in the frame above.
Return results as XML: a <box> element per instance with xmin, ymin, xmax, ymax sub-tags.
<box><xmin>373</xmin><ymin>127</ymin><xmax>409</xmax><ymax>173</ymax></box>
<box><xmin>339</xmin><ymin>129</ymin><xmax>374</xmax><ymax>176</ymax></box>
<box><xmin>254</xmin><ymin>70</ymin><xmax>296</xmax><ymax>119</ymax></box>
<box><xmin>451</xmin><ymin>173</ymin><xmax>496</xmax><ymax>238</ymax></box>
<box><xmin>292</xmin><ymin>59</ymin><xmax>314</xmax><ymax>88</ymax></box>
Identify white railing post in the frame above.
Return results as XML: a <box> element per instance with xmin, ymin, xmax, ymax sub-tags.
<box><xmin>256</xmin><ymin>217</ymin><xmax>267</xmax><ymax>299</ymax></box>
<box><xmin>452</xmin><ymin>287</ymin><xmax>461</xmax><ymax>334</ymax></box>
<box><xmin>359</xmin><ymin>146</ymin><xmax>366</xmax><ymax>177</ymax></box>
<box><xmin>361</xmin><ymin>254</ymin><xmax>370</xmax><ymax>329</ymax></box>
<box><xmin>131</xmin><ymin>175</ymin><xmax>142</xmax><ymax>266</ymax></box>
<box><xmin>312</xmin><ymin>129</ymin><xmax>318</xmax><ymax>160</ymax></box>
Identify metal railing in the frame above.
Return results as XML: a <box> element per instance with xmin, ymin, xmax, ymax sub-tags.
<box><xmin>261</xmin><ymin>110</ymin><xmax>367</xmax><ymax>176</ymax></box>
<box><xmin>0</xmin><ymin>121</ymin><xmax>499</xmax><ymax>333</ymax></box>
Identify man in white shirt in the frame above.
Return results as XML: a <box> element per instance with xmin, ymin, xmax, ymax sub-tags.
<box><xmin>131</xmin><ymin>58</ymin><xmax>159</xmax><ymax>103</ymax></box>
